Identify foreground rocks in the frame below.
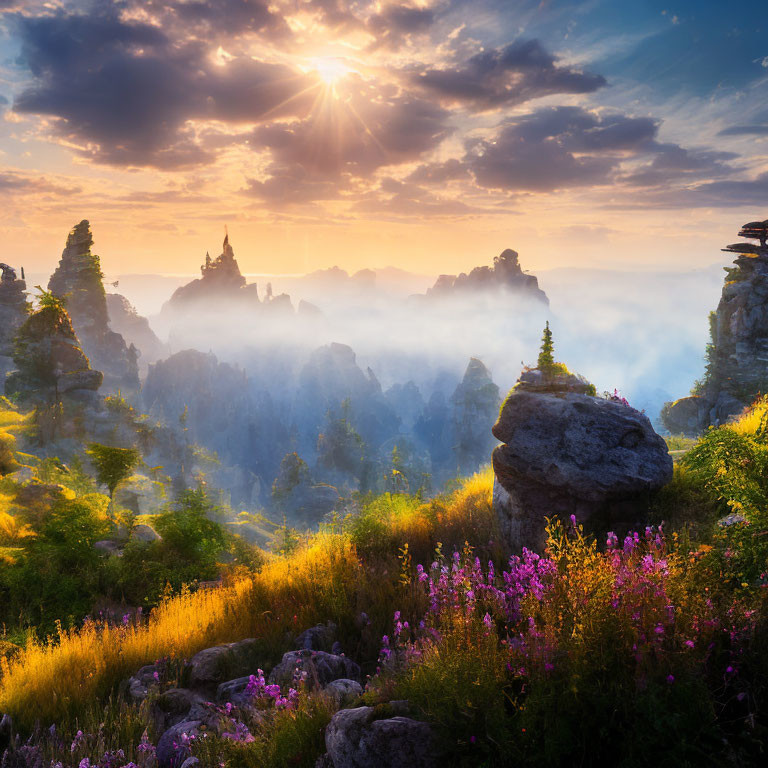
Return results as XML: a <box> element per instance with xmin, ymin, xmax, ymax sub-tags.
<box><xmin>321</xmin><ymin>706</ymin><xmax>437</xmax><ymax>768</ymax></box>
<box><xmin>128</xmin><ymin>630</ymin><xmax>365</xmax><ymax>767</ymax></box>
<box><xmin>492</xmin><ymin>370</ymin><xmax>672</xmax><ymax>551</ymax></box>
<box><xmin>268</xmin><ymin>649</ymin><xmax>361</xmax><ymax>689</ymax></box>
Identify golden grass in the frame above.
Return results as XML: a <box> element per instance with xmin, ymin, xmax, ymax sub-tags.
<box><xmin>0</xmin><ymin>533</ymin><xmax>359</xmax><ymax>729</ymax></box>
<box><xmin>0</xmin><ymin>473</ymin><xmax>495</xmax><ymax>731</ymax></box>
<box><xmin>729</xmin><ymin>395</ymin><xmax>768</xmax><ymax>436</ymax></box>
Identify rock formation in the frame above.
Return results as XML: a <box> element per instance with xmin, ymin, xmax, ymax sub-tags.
<box><xmin>0</xmin><ymin>263</ymin><xmax>30</xmax><ymax>391</ymax></box>
<box><xmin>426</xmin><ymin>248</ymin><xmax>548</xmax><ymax>304</ymax></box>
<box><xmin>492</xmin><ymin>368</ymin><xmax>672</xmax><ymax>552</ymax></box>
<box><xmin>296</xmin><ymin>343</ymin><xmax>400</xmax><ymax>455</ymax></box>
<box><xmin>48</xmin><ymin>221</ymin><xmax>139</xmax><ymax>394</ymax></box>
<box><xmin>142</xmin><ymin>349</ymin><xmax>289</xmax><ymax>506</ymax></box>
<box><xmin>163</xmin><ymin>234</ymin><xmax>258</xmax><ymax>310</ymax></box>
<box><xmin>106</xmin><ymin>293</ymin><xmax>165</xmax><ymax>366</ymax></box>
<box><xmin>5</xmin><ymin>293</ymin><xmax>103</xmax><ymax>403</ymax></box>
<box><xmin>450</xmin><ymin>358</ymin><xmax>501</xmax><ymax>475</ymax></box>
<box><xmin>662</xmin><ymin>218</ymin><xmax>768</xmax><ymax>434</ymax></box>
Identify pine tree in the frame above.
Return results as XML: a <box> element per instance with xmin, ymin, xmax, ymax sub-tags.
<box><xmin>537</xmin><ymin>321</ymin><xmax>555</xmax><ymax>371</ymax></box>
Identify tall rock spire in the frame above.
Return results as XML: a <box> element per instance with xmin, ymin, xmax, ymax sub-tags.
<box><xmin>662</xmin><ymin>217</ymin><xmax>768</xmax><ymax>434</ymax></box>
<box><xmin>48</xmin><ymin>220</ymin><xmax>139</xmax><ymax>394</ymax></box>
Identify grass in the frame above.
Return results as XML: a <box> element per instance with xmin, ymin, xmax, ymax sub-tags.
<box><xmin>0</xmin><ymin>470</ymin><xmax>498</xmax><ymax>731</ymax></box>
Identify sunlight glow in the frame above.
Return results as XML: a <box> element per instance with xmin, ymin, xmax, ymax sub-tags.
<box><xmin>311</xmin><ymin>57</ymin><xmax>350</xmax><ymax>86</ymax></box>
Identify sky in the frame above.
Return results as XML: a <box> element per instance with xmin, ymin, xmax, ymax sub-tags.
<box><xmin>0</xmin><ymin>0</ymin><xmax>766</xmax><ymax>277</ymax></box>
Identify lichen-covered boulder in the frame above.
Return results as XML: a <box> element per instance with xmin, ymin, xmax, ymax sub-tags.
<box><xmin>492</xmin><ymin>389</ymin><xmax>672</xmax><ymax>551</ymax></box>
<box><xmin>324</xmin><ymin>706</ymin><xmax>437</xmax><ymax>768</ymax></box>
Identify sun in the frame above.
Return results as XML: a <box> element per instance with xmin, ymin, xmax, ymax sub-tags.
<box><xmin>311</xmin><ymin>57</ymin><xmax>350</xmax><ymax>86</ymax></box>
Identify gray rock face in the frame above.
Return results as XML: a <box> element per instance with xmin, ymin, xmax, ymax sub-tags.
<box><xmin>324</xmin><ymin>679</ymin><xmax>363</xmax><ymax>706</ymax></box>
<box><xmin>492</xmin><ymin>389</ymin><xmax>672</xmax><ymax>551</ymax></box>
<box><xmin>295</xmin><ymin>622</ymin><xmax>338</xmax><ymax>652</ymax></box>
<box><xmin>663</xmin><ymin>230</ymin><xmax>768</xmax><ymax>434</ymax></box>
<box><xmin>106</xmin><ymin>293</ymin><xmax>165</xmax><ymax>367</ymax></box>
<box><xmin>324</xmin><ymin>707</ymin><xmax>437</xmax><ymax>768</ymax></box>
<box><xmin>215</xmin><ymin>675</ymin><xmax>253</xmax><ymax>706</ymax></box>
<box><xmin>151</xmin><ymin>688</ymin><xmax>204</xmax><ymax>733</ymax></box>
<box><xmin>659</xmin><ymin>395</ymin><xmax>710</xmax><ymax>437</ymax></box>
<box><xmin>426</xmin><ymin>247</ymin><xmax>548</xmax><ymax>306</ymax></box>
<box><xmin>156</xmin><ymin>719</ymin><xmax>201</xmax><ymax>768</ymax></box>
<box><xmin>0</xmin><ymin>267</ymin><xmax>29</xmax><ymax>393</ymax></box>
<box><xmin>268</xmin><ymin>650</ymin><xmax>360</xmax><ymax>689</ymax></box>
<box><xmin>186</xmin><ymin>638</ymin><xmax>259</xmax><ymax>692</ymax></box>
<box><xmin>48</xmin><ymin>220</ymin><xmax>139</xmax><ymax>394</ymax></box>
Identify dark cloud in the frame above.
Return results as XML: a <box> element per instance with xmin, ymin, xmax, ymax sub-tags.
<box><xmin>167</xmin><ymin>0</ymin><xmax>289</xmax><ymax>36</ymax></box>
<box><xmin>624</xmin><ymin>144</ymin><xmax>740</xmax><ymax>186</ymax></box>
<box><xmin>467</xmin><ymin>107</ymin><xmax>656</xmax><ymax>192</ymax></box>
<box><xmin>411</xmin><ymin>39</ymin><xmax>606</xmax><ymax>111</ymax></box>
<box><xmin>250</xmin><ymin>92</ymin><xmax>452</xmax><ymax>183</ymax></box>
<box><xmin>10</xmin><ymin>7</ymin><xmax>317</xmax><ymax>168</ymax></box>
<box><xmin>366</xmin><ymin>4</ymin><xmax>434</xmax><ymax>50</ymax></box>
<box><xmin>718</xmin><ymin>124</ymin><xmax>768</xmax><ymax>136</ymax></box>
<box><xmin>618</xmin><ymin>172</ymin><xmax>768</xmax><ymax>209</ymax></box>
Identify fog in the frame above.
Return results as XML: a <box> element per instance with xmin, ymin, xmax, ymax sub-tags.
<box><xmin>106</xmin><ymin>262</ymin><xmax>723</xmax><ymax>428</ymax></box>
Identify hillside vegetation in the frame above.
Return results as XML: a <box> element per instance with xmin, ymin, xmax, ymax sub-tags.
<box><xmin>1</xmin><ymin>401</ymin><xmax>768</xmax><ymax>766</ymax></box>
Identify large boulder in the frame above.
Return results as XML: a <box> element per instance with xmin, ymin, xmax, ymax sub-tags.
<box><xmin>492</xmin><ymin>389</ymin><xmax>672</xmax><ymax>551</ymax></box>
<box><xmin>660</xmin><ymin>395</ymin><xmax>709</xmax><ymax>437</ymax></box>
<box><xmin>185</xmin><ymin>638</ymin><xmax>260</xmax><ymax>692</ymax></box>
<box><xmin>323</xmin><ymin>706</ymin><xmax>437</xmax><ymax>768</ymax></box>
<box><xmin>156</xmin><ymin>719</ymin><xmax>201</xmax><ymax>768</ymax></box>
<box><xmin>268</xmin><ymin>650</ymin><xmax>360</xmax><ymax>689</ymax></box>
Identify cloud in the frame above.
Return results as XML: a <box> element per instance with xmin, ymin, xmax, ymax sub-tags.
<box><xmin>244</xmin><ymin>89</ymin><xmax>452</xmax><ymax>202</ymax></box>
<box><xmin>0</xmin><ymin>170</ymin><xmax>78</xmax><ymax>195</ymax></box>
<box><xmin>619</xmin><ymin>172</ymin><xmax>768</xmax><ymax>209</ymax></box>
<box><xmin>410</xmin><ymin>39</ymin><xmax>606</xmax><ymax>111</ymax></box>
<box><xmin>166</xmin><ymin>0</ymin><xmax>289</xmax><ymax>36</ymax></box>
<box><xmin>406</xmin><ymin>158</ymin><xmax>469</xmax><ymax>184</ymax></box>
<box><xmin>466</xmin><ymin>107</ymin><xmax>657</xmax><ymax>192</ymax></box>
<box><xmin>623</xmin><ymin>144</ymin><xmax>740</xmax><ymax>186</ymax></box>
<box><xmin>718</xmin><ymin>124</ymin><xmax>768</xmax><ymax>136</ymax></box>
<box><xmin>366</xmin><ymin>3</ymin><xmax>434</xmax><ymax>50</ymax></box>
<box><xmin>10</xmin><ymin>6</ymin><xmax>317</xmax><ymax>168</ymax></box>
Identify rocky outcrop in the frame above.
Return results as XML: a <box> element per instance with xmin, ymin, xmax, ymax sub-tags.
<box><xmin>5</xmin><ymin>298</ymin><xmax>103</xmax><ymax>404</ymax></box>
<box><xmin>0</xmin><ymin>264</ymin><xmax>30</xmax><ymax>391</ymax></box>
<box><xmin>106</xmin><ymin>293</ymin><xmax>165</xmax><ymax>366</ymax></box>
<box><xmin>323</xmin><ymin>706</ymin><xmax>437</xmax><ymax>768</ymax></box>
<box><xmin>492</xmin><ymin>370</ymin><xmax>672</xmax><ymax>552</ymax></box>
<box><xmin>163</xmin><ymin>234</ymin><xmax>254</xmax><ymax>311</ymax></box>
<box><xmin>268</xmin><ymin>649</ymin><xmax>361</xmax><ymax>689</ymax></box>
<box><xmin>450</xmin><ymin>358</ymin><xmax>501</xmax><ymax>474</ymax></box>
<box><xmin>296</xmin><ymin>343</ymin><xmax>400</xmax><ymax>457</ymax></box>
<box><xmin>48</xmin><ymin>221</ymin><xmax>139</xmax><ymax>394</ymax></box>
<box><xmin>426</xmin><ymin>248</ymin><xmax>548</xmax><ymax>305</ymax></box>
<box><xmin>662</xmin><ymin>219</ymin><xmax>768</xmax><ymax>434</ymax></box>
